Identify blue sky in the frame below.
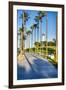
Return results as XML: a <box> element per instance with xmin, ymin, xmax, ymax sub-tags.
<box><xmin>17</xmin><ymin>10</ymin><xmax>57</xmax><ymax>48</ymax></box>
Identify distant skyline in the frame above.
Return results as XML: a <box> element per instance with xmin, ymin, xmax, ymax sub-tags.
<box><xmin>17</xmin><ymin>10</ymin><xmax>57</xmax><ymax>48</ymax></box>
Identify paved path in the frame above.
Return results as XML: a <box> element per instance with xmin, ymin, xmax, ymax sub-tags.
<box><xmin>17</xmin><ymin>53</ymin><xmax>58</xmax><ymax>80</ymax></box>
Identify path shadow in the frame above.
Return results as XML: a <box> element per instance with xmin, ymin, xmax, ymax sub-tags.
<box><xmin>17</xmin><ymin>58</ymin><xmax>58</xmax><ymax>80</ymax></box>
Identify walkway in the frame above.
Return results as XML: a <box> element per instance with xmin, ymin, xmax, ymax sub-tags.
<box><xmin>17</xmin><ymin>53</ymin><xmax>58</xmax><ymax>80</ymax></box>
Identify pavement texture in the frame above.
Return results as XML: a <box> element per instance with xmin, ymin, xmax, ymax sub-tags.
<box><xmin>17</xmin><ymin>53</ymin><xmax>58</xmax><ymax>80</ymax></box>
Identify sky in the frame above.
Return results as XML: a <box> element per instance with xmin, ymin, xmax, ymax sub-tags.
<box><xmin>17</xmin><ymin>10</ymin><xmax>57</xmax><ymax>48</ymax></box>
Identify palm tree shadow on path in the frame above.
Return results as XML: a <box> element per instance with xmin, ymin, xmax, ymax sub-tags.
<box><xmin>17</xmin><ymin>58</ymin><xmax>58</xmax><ymax>80</ymax></box>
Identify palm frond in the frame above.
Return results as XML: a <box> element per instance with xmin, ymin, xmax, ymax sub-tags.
<box><xmin>26</xmin><ymin>30</ymin><xmax>32</xmax><ymax>35</ymax></box>
<box><xmin>19</xmin><ymin>27</ymin><xmax>23</xmax><ymax>32</ymax></box>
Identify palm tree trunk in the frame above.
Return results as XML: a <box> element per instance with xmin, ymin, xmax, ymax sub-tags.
<box><xmin>21</xmin><ymin>30</ymin><xmax>24</xmax><ymax>51</ymax></box>
<box><xmin>46</xmin><ymin>13</ymin><xmax>48</xmax><ymax>59</ymax></box>
<box><xmin>33</xmin><ymin>30</ymin><xmax>34</xmax><ymax>47</ymax></box>
<box><xmin>28</xmin><ymin>35</ymin><xmax>30</xmax><ymax>52</ymax></box>
<box><xmin>39</xmin><ymin>21</ymin><xmax>40</xmax><ymax>42</ymax></box>
<box><xmin>24</xmin><ymin>22</ymin><xmax>26</xmax><ymax>49</ymax></box>
<box><xmin>37</xmin><ymin>23</ymin><xmax>39</xmax><ymax>54</ymax></box>
<box><xmin>20</xmin><ymin>32</ymin><xmax>21</xmax><ymax>50</ymax></box>
<box><xmin>32</xmin><ymin>30</ymin><xmax>33</xmax><ymax>51</ymax></box>
<box><xmin>21</xmin><ymin>11</ymin><xmax>25</xmax><ymax>53</ymax></box>
<box><xmin>36</xmin><ymin>29</ymin><xmax>37</xmax><ymax>42</ymax></box>
<box><xmin>36</xmin><ymin>29</ymin><xmax>38</xmax><ymax>53</ymax></box>
<box><xmin>34</xmin><ymin>30</ymin><xmax>36</xmax><ymax>53</ymax></box>
<box><xmin>40</xmin><ymin>20</ymin><xmax>42</xmax><ymax>55</ymax></box>
<box><xmin>39</xmin><ymin>21</ymin><xmax>41</xmax><ymax>54</ymax></box>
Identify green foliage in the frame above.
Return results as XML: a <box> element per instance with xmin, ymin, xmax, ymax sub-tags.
<box><xmin>48</xmin><ymin>56</ymin><xmax>58</xmax><ymax>68</ymax></box>
<box><xmin>25</xmin><ymin>48</ymin><xmax>35</xmax><ymax>52</ymax></box>
<box><xmin>34</xmin><ymin>16</ymin><xmax>39</xmax><ymax>24</ymax></box>
<box><xmin>24</xmin><ymin>11</ymin><xmax>30</xmax><ymax>22</ymax></box>
<box><xmin>19</xmin><ymin>11</ymin><xmax>30</xmax><ymax>23</ymax></box>
<box><xmin>45</xmin><ymin>47</ymin><xmax>55</xmax><ymax>54</ymax></box>
<box><xmin>30</xmin><ymin>25</ymin><xmax>34</xmax><ymax>30</ymax></box>
<box><xmin>19</xmin><ymin>28</ymin><xmax>23</xmax><ymax>32</ymax></box>
<box><xmin>34</xmin><ymin>42</ymin><xmax>41</xmax><ymax>48</ymax></box>
<box><xmin>38</xmin><ymin>11</ymin><xmax>46</xmax><ymax>17</ymax></box>
<box><xmin>25</xmin><ymin>48</ymin><xmax>29</xmax><ymax>52</ymax></box>
<box><xmin>26</xmin><ymin>30</ymin><xmax>32</xmax><ymax>35</ymax></box>
<box><xmin>48</xmin><ymin>41</ymin><xmax>56</xmax><ymax>46</ymax></box>
<box><xmin>39</xmin><ymin>41</ymin><xmax>56</xmax><ymax>46</ymax></box>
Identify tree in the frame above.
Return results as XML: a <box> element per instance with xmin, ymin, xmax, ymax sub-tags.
<box><xmin>45</xmin><ymin>12</ymin><xmax>48</xmax><ymax>59</ymax></box>
<box><xmin>34</xmin><ymin>42</ymin><xmax>41</xmax><ymax>53</ymax></box>
<box><xmin>53</xmin><ymin>38</ymin><xmax>56</xmax><ymax>45</ymax></box>
<box><xmin>33</xmin><ymin>24</ymin><xmax>38</xmax><ymax>42</ymax></box>
<box><xmin>18</xmin><ymin>27</ymin><xmax>27</xmax><ymax>53</ymax></box>
<box><xmin>19</xmin><ymin>11</ymin><xmax>30</xmax><ymax>31</ymax></box>
<box><xmin>30</xmin><ymin>24</ymin><xmax>35</xmax><ymax>48</ymax></box>
<box><xmin>34</xmin><ymin>16</ymin><xmax>40</xmax><ymax>42</ymax></box>
<box><xmin>37</xmin><ymin>11</ymin><xmax>46</xmax><ymax>54</ymax></box>
<box><xmin>17</xmin><ymin>27</ymin><xmax>25</xmax><ymax>61</ymax></box>
<box><xmin>26</xmin><ymin>30</ymin><xmax>32</xmax><ymax>51</ymax></box>
<box><xmin>30</xmin><ymin>24</ymin><xmax>38</xmax><ymax>48</ymax></box>
<box><xmin>23</xmin><ymin>11</ymin><xmax>30</xmax><ymax>34</ymax></box>
<box><xmin>19</xmin><ymin>27</ymin><xmax>25</xmax><ymax>52</ymax></box>
<box><xmin>19</xmin><ymin>11</ymin><xmax>30</xmax><ymax>51</ymax></box>
<box><xmin>34</xmin><ymin>16</ymin><xmax>39</xmax><ymax>42</ymax></box>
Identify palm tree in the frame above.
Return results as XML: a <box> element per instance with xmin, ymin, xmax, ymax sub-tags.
<box><xmin>34</xmin><ymin>16</ymin><xmax>39</xmax><ymax>41</ymax></box>
<box><xmin>34</xmin><ymin>42</ymin><xmax>41</xmax><ymax>53</ymax></box>
<box><xmin>23</xmin><ymin>11</ymin><xmax>30</xmax><ymax>34</ymax></box>
<box><xmin>19</xmin><ymin>27</ymin><xmax>24</xmax><ymax>52</ymax></box>
<box><xmin>38</xmin><ymin>11</ymin><xmax>46</xmax><ymax>39</ymax></box>
<box><xmin>17</xmin><ymin>30</ymin><xmax>21</xmax><ymax>48</ymax></box>
<box><xmin>17</xmin><ymin>27</ymin><xmax>27</xmax><ymax>61</ymax></box>
<box><xmin>30</xmin><ymin>24</ymin><xmax>38</xmax><ymax>48</ymax></box>
<box><xmin>26</xmin><ymin>30</ymin><xmax>32</xmax><ymax>52</ymax></box>
<box><xmin>19</xmin><ymin>11</ymin><xmax>29</xmax><ymax>31</ymax></box>
<box><xmin>45</xmin><ymin>12</ymin><xmax>48</xmax><ymax>59</ymax></box>
<box><xmin>34</xmin><ymin>16</ymin><xmax>40</xmax><ymax>42</ymax></box>
<box><xmin>36</xmin><ymin>11</ymin><xmax>48</xmax><ymax>58</ymax></box>
<box><xmin>19</xmin><ymin>11</ymin><xmax>30</xmax><ymax>50</ymax></box>
<box><xmin>30</xmin><ymin>24</ymin><xmax>35</xmax><ymax>48</ymax></box>
<box><xmin>32</xmin><ymin>24</ymin><xmax>38</xmax><ymax>52</ymax></box>
<box><xmin>33</xmin><ymin>24</ymin><xmax>38</xmax><ymax>42</ymax></box>
<box><xmin>35</xmin><ymin>11</ymin><xmax>46</xmax><ymax>54</ymax></box>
